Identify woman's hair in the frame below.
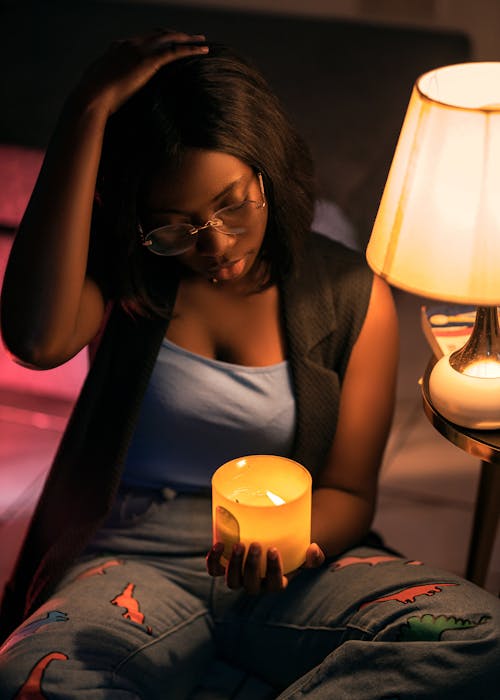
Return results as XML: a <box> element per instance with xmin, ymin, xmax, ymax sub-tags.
<box><xmin>92</xmin><ymin>43</ymin><xmax>315</xmax><ymax>317</ymax></box>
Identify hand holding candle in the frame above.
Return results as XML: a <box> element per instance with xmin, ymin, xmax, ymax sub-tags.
<box><xmin>210</xmin><ymin>455</ymin><xmax>312</xmax><ymax>579</ymax></box>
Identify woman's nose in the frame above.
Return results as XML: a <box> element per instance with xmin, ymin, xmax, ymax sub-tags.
<box><xmin>195</xmin><ymin>225</ymin><xmax>232</xmax><ymax>256</ymax></box>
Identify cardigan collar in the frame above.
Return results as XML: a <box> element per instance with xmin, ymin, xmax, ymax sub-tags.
<box><xmin>281</xmin><ymin>243</ymin><xmax>338</xmax><ymax>360</ymax></box>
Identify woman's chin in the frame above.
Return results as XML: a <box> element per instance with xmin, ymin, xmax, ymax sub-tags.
<box><xmin>209</xmin><ymin>258</ymin><xmax>247</xmax><ymax>282</ymax></box>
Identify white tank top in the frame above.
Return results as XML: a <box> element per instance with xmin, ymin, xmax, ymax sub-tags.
<box><xmin>122</xmin><ymin>337</ymin><xmax>296</xmax><ymax>491</ymax></box>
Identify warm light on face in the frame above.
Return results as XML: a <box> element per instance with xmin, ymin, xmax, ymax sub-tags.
<box><xmin>211</xmin><ymin>455</ymin><xmax>311</xmax><ymax>576</ymax></box>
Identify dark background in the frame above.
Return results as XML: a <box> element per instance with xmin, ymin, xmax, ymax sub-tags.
<box><xmin>0</xmin><ymin>0</ymin><xmax>470</xmax><ymax>246</ymax></box>
<box><xmin>2</xmin><ymin>1</ymin><xmax>499</xmax><ymax>613</ymax></box>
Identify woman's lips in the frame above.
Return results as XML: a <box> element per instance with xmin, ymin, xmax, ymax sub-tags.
<box><xmin>208</xmin><ymin>258</ymin><xmax>246</xmax><ymax>281</ymax></box>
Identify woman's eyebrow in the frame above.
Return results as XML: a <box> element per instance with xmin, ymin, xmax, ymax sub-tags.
<box><xmin>150</xmin><ymin>174</ymin><xmax>249</xmax><ymax>214</ymax></box>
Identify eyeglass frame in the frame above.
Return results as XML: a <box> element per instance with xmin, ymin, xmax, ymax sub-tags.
<box><xmin>138</xmin><ymin>171</ymin><xmax>266</xmax><ymax>256</ymax></box>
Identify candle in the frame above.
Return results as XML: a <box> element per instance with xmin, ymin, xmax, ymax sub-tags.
<box><xmin>212</xmin><ymin>455</ymin><xmax>312</xmax><ymax>576</ymax></box>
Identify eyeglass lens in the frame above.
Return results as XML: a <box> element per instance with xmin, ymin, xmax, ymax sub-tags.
<box><xmin>146</xmin><ymin>201</ymin><xmax>258</xmax><ymax>256</ymax></box>
<box><xmin>142</xmin><ymin>172</ymin><xmax>265</xmax><ymax>256</ymax></box>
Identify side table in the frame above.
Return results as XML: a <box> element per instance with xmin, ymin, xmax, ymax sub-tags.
<box><xmin>421</xmin><ymin>359</ymin><xmax>500</xmax><ymax>589</ymax></box>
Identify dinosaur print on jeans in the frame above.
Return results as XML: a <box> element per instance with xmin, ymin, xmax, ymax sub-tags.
<box><xmin>13</xmin><ymin>651</ymin><xmax>68</xmax><ymax>699</ymax></box>
<box><xmin>111</xmin><ymin>582</ymin><xmax>152</xmax><ymax>635</ymax></box>
<box><xmin>75</xmin><ymin>559</ymin><xmax>124</xmax><ymax>580</ymax></box>
<box><xmin>398</xmin><ymin>613</ymin><xmax>490</xmax><ymax>641</ymax></box>
<box><xmin>359</xmin><ymin>582</ymin><xmax>458</xmax><ymax>610</ymax></box>
<box><xmin>0</xmin><ymin>612</ymin><xmax>69</xmax><ymax>655</ymax></box>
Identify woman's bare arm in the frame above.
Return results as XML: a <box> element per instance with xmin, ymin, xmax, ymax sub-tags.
<box><xmin>0</xmin><ymin>32</ymin><xmax>209</xmax><ymax>369</ymax></box>
<box><xmin>311</xmin><ymin>274</ymin><xmax>399</xmax><ymax>556</ymax></box>
<box><xmin>207</xmin><ymin>274</ymin><xmax>399</xmax><ymax>591</ymax></box>
<box><xmin>1</xmin><ymin>100</ymin><xmax>109</xmax><ymax>369</ymax></box>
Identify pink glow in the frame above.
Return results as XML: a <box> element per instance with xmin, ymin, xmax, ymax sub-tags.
<box><xmin>0</xmin><ymin>233</ymin><xmax>88</xmax><ymax>401</ymax></box>
<box><xmin>0</xmin><ymin>145</ymin><xmax>43</xmax><ymax>228</ymax></box>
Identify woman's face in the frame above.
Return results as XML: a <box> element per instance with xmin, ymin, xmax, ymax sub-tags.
<box><xmin>141</xmin><ymin>149</ymin><xmax>268</xmax><ymax>285</ymax></box>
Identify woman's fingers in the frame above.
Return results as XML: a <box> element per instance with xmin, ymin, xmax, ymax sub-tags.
<box><xmin>242</xmin><ymin>543</ymin><xmax>263</xmax><ymax>595</ymax></box>
<box><xmin>119</xmin><ymin>32</ymin><xmax>208</xmax><ymax>65</ymax></box>
<box><xmin>121</xmin><ymin>29</ymin><xmax>202</xmax><ymax>48</ymax></box>
<box><xmin>72</xmin><ymin>31</ymin><xmax>208</xmax><ymax>116</ymax></box>
<box><xmin>225</xmin><ymin>543</ymin><xmax>245</xmax><ymax>589</ymax></box>
<box><xmin>263</xmin><ymin>547</ymin><xmax>288</xmax><ymax>592</ymax></box>
<box><xmin>206</xmin><ymin>541</ymin><xmax>226</xmax><ymax>577</ymax></box>
<box><xmin>209</xmin><ymin>542</ymin><xmax>290</xmax><ymax>594</ymax></box>
<box><xmin>240</xmin><ymin>544</ymin><xmax>288</xmax><ymax>594</ymax></box>
<box><xmin>146</xmin><ymin>32</ymin><xmax>208</xmax><ymax>54</ymax></box>
<box><xmin>304</xmin><ymin>542</ymin><xmax>326</xmax><ymax>568</ymax></box>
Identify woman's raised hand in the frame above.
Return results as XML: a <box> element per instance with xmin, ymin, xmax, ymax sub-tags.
<box><xmin>71</xmin><ymin>30</ymin><xmax>209</xmax><ymax>116</ymax></box>
<box><xmin>1</xmin><ymin>29</ymin><xmax>208</xmax><ymax>369</ymax></box>
<box><xmin>206</xmin><ymin>542</ymin><xmax>325</xmax><ymax>595</ymax></box>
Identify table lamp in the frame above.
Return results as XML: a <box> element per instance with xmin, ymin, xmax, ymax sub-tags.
<box><xmin>367</xmin><ymin>62</ymin><xmax>500</xmax><ymax>430</ymax></box>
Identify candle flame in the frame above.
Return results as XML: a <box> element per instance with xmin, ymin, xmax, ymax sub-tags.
<box><xmin>266</xmin><ymin>490</ymin><xmax>286</xmax><ymax>506</ymax></box>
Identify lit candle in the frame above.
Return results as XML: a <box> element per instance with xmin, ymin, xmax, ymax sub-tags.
<box><xmin>212</xmin><ymin>455</ymin><xmax>312</xmax><ymax>576</ymax></box>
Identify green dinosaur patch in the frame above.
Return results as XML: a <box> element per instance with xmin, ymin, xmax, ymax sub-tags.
<box><xmin>399</xmin><ymin>614</ymin><xmax>490</xmax><ymax>642</ymax></box>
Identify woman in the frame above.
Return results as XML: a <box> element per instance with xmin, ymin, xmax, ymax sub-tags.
<box><xmin>0</xmin><ymin>30</ymin><xmax>499</xmax><ymax>699</ymax></box>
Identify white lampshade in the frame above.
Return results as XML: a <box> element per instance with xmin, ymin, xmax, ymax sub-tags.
<box><xmin>367</xmin><ymin>62</ymin><xmax>500</xmax><ymax>305</ymax></box>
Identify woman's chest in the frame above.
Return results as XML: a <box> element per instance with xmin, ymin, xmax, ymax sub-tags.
<box><xmin>165</xmin><ymin>282</ymin><xmax>286</xmax><ymax>366</ymax></box>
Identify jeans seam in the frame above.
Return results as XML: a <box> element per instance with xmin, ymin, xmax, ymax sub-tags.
<box><xmin>111</xmin><ymin>608</ymin><xmax>210</xmax><ymax>681</ymax></box>
<box><xmin>217</xmin><ymin>619</ymin><xmax>374</xmax><ymax>636</ymax></box>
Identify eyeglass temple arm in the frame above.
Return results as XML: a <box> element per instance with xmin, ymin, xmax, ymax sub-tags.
<box><xmin>138</xmin><ymin>223</ymin><xmax>153</xmax><ymax>247</ymax></box>
<box><xmin>257</xmin><ymin>172</ymin><xmax>266</xmax><ymax>208</ymax></box>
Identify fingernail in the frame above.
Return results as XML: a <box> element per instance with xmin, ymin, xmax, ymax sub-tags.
<box><xmin>268</xmin><ymin>548</ymin><xmax>278</xmax><ymax>561</ymax></box>
<box><xmin>249</xmin><ymin>544</ymin><xmax>261</xmax><ymax>556</ymax></box>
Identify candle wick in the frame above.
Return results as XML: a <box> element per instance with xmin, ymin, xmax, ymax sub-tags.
<box><xmin>266</xmin><ymin>490</ymin><xmax>286</xmax><ymax>506</ymax></box>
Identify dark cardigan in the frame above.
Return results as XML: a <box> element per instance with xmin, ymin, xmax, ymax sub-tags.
<box><xmin>0</xmin><ymin>234</ymin><xmax>373</xmax><ymax>641</ymax></box>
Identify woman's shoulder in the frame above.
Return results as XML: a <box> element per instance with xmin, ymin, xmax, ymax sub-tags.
<box><xmin>282</xmin><ymin>232</ymin><xmax>376</xmax><ymax>380</ymax></box>
<box><xmin>284</xmin><ymin>232</ymin><xmax>374</xmax><ymax>333</ymax></box>
<box><xmin>306</xmin><ymin>232</ymin><xmax>373</xmax><ymax>291</ymax></box>
<box><xmin>308</xmin><ymin>231</ymin><xmax>365</xmax><ymax>264</ymax></box>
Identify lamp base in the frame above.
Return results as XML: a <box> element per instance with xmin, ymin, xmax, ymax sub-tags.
<box><xmin>429</xmin><ymin>355</ymin><xmax>500</xmax><ymax>429</ymax></box>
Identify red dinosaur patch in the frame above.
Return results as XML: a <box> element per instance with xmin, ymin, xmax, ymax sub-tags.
<box><xmin>111</xmin><ymin>582</ymin><xmax>152</xmax><ymax>634</ymax></box>
<box><xmin>331</xmin><ymin>555</ymin><xmax>400</xmax><ymax>570</ymax></box>
<box><xmin>75</xmin><ymin>559</ymin><xmax>123</xmax><ymax>580</ymax></box>
<box><xmin>359</xmin><ymin>582</ymin><xmax>458</xmax><ymax>610</ymax></box>
<box><xmin>14</xmin><ymin>651</ymin><xmax>68</xmax><ymax>699</ymax></box>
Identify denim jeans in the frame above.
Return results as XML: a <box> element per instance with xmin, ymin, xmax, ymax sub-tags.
<box><xmin>0</xmin><ymin>486</ymin><xmax>499</xmax><ymax>699</ymax></box>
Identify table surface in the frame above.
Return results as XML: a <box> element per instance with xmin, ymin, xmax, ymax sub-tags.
<box><xmin>421</xmin><ymin>359</ymin><xmax>500</xmax><ymax>465</ymax></box>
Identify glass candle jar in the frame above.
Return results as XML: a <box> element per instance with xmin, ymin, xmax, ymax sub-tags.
<box><xmin>212</xmin><ymin>455</ymin><xmax>312</xmax><ymax>576</ymax></box>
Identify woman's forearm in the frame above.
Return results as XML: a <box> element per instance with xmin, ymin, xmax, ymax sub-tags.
<box><xmin>1</xmin><ymin>37</ymin><xmax>212</xmax><ymax>369</ymax></box>
<box><xmin>311</xmin><ymin>486</ymin><xmax>376</xmax><ymax>559</ymax></box>
<box><xmin>0</xmin><ymin>96</ymin><xmax>108</xmax><ymax>366</ymax></box>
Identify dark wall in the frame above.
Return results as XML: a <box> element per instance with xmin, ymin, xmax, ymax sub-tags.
<box><xmin>0</xmin><ymin>0</ymin><xmax>470</xmax><ymax>245</ymax></box>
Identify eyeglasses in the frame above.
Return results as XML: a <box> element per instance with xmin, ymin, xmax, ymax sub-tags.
<box><xmin>139</xmin><ymin>172</ymin><xmax>266</xmax><ymax>256</ymax></box>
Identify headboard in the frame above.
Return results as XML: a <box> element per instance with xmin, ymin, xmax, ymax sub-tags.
<box><xmin>1</xmin><ymin>0</ymin><xmax>471</xmax><ymax>247</ymax></box>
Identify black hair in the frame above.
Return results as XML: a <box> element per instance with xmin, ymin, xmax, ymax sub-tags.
<box><xmin>92</xmin><ymin>43</ymin><xmax>315</xmax><ymax>317</ymax></box>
